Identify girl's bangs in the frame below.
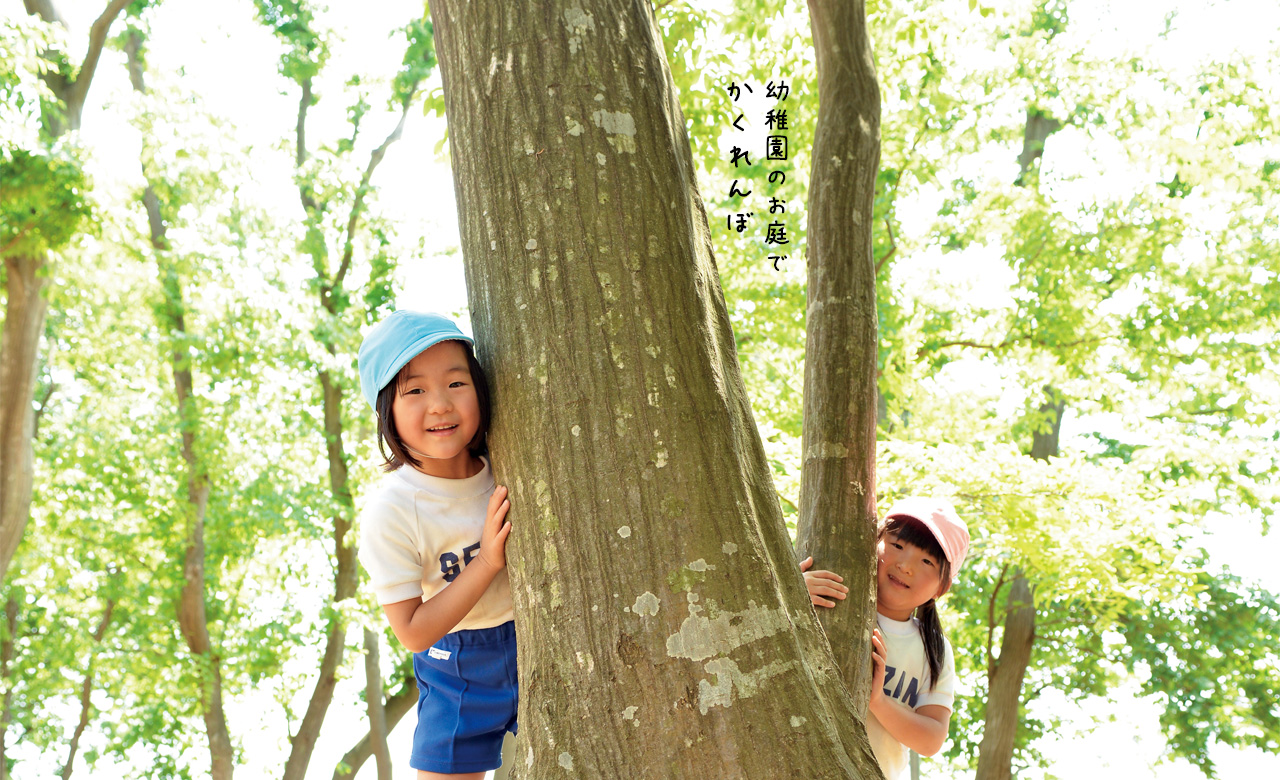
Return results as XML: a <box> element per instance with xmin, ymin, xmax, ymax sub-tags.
<box><xmin>884</xmin><ymin>515</ymin><xmax>946</xmax><ymax>563</ymax></box>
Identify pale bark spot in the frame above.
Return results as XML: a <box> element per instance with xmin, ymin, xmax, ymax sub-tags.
<box><xmin>594</xmin><ymin>93</ymin><xmax>605</xmax><ymax>102</ymax></box>
<box><xmin>571</xmin><ymin>425</ymin><xmax>581</xmax><ymax>437</ymax></box>
<box><xmin>505</xmin><ymin>50</ymin><xmax>514</xmax><ymax>72</ymax></box>
<box><xmin>647</xmin><ymin>391</ymin><xmax>660</xmax><ymax>407</ymax></box>
<box><xmin>527</xmin><ymin>746</ymin><xmax>534</xmax><ymax>767</ymax></box>
<box><xmin>645</xmin><ymin>344</ymin><xmax>659</xmax><ymax>358</ymax></box>
<box><xmin>653</xmin><ymin>448</ymin><xmax>668</xmax><ymax>468</ymax></box>
<box><xmin>544</xmin><ymin>540</ymin><xmax>559</xmax><ymax>572</ymax></box>
<box><xmin>790</xmin><ymin>716</ymin><xmax>807</xmax><ymax>728</ymax></box>
<box><xmin>632</xmin><ymin>591</ymin><xmax>660</xmax><ymax>616</ymax></box>
<box><xmin>665</xmin><ymin>600</ymin><xmax>791</xmax><ymax>662</ymax></box>
<box><xmin>697</xmin><ymin>657</ymin><xmax>798</xmax><ymax>715</ymax></box>
<box><xmin>664</xmin><ymin>364</ymin><xmax>677</xmax><ymax>387</ymax></box>
<box><xmin>804</xmin><ymin>441</ymin><xmax>849</xmax><ymax>460</ymax></box>
<box><xmin>526</xmin><ymin>239</ymin><xmax>538</xmax><ymax>250</ymax></box>
<box><xmin>547</xmin><ymin>264</ymin><xmax>560</xmax><ymax>282</ymax></box>
<box><xmin>566</xmin><ymin>117</ymin><xmax>584</xmax><ymax>136</ymax></box>
<box><xmin>596</xmin><ymin>152</ymin><xmax>607</xmax><ymax>165</ymax></box>
<box><xmin>643</xmin><ymin>317</ymin><xmax>653</xmax><ymax>334</ymax></box>
<box><xmin>558</xmin><ymin>752</ymin><xmax>574</xmax><ymax>771</ymax></box>
<box><xmin>592</xmin><ymin>110</ymin><xmax>638</xmax><ymax>153</ymax></box>
<box><xmin>617</xmin><ymin>525</ymin><xmax>631</xmax><ymax>538</ymax></box>
<box><xmin>490</xmin><ymin>240</ymin><xmax>497</xmax><ymax>250</ymax></box>
<box><xmin>550</xmin><ymin>581</ymin><xmax>562</xmax><ymax>609</ymax></box>
<box><xmin>575</xmin><ymin>651</ymin><xmax>594</xmax><ymax>672</ymax></box>
<box><xmin>563</xmin><ymin>4</ymin><xmax>595</xmax><ymax>34</ymax></box>
<box><xmin>722</xmin><ymin>542</ymin><xmax>738</xmax><ymax>555</ymax></box>
<box><xmin>623</xmin><ymin>705</ymin><xmax>639</xmax><ymax>722</ymax></box>
<box><xmin>531</xmin><ymin>267</ymin><xmax>541</xmax><ymax>289</ymax></box>
<box><xmin>611</xmin><ymin>343</ymin><xmax>625</xmax><ymax>369</ymax></box>
<box><xmin>687</xmin><ymin>559</ymin><xmax>713</xmax><ymax>572</ymax></box>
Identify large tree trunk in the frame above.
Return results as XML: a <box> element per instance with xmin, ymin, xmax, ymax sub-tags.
<box><xmin>429</xmin><ymin>1</ymin><xmax>881</xmax><ymax>777</ymax></box>
<box><xmin>125</xmin><ymin>33</ymin><xmax>234</xmax><ymax>780</ymax></box>
<box><xmin>793</xmin><ymin>0</ymin><xmax>883</xmax><ymax>719</ymax></box>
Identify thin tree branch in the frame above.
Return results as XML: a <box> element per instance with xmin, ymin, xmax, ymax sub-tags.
<box><xmin>875</xmin><ymin>217</ymin><xmax>896</xmax><ymax>276</ymax></box>
<box><xmin>67</xmin><ymin>0</ymin><xmax>133</xmax><ymax>113</ymax></box>
<box><xmin>330</xmin><ymin>93</ymin><xmax>417</xmax><ymax>297</ymax></box>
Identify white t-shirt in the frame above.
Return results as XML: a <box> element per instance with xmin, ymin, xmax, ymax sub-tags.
<box><xmin>866</xmin><ymin>612</ymin><xmax>956</xmax><ymax>780</ymax></box>
<box><xmin>357</xmin><ymin>458</ymin><xmax>513</xmax><ymax>632</ymax></box>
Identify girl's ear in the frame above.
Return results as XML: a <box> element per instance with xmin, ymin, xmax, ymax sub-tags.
<box><xmin>934</xmin><ymin>581</ymin><xmax>950</xmax><ymax>600</ymax></box>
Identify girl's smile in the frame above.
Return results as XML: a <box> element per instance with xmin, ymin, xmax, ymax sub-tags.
<box><xmin>876</xmin><ymin>533</ymin><xmax>945</xmax><ymax>621</ymax></box>
<box><xmin>391</xmin><ymin>340</ymin><xmax>482</xmax><ymax>479</ymax></box>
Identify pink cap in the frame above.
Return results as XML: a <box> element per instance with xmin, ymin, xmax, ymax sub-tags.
<box><xmin>884</xmin><ymin>497</ymin><xmax>970</xmax><ymax>584</ymax></box>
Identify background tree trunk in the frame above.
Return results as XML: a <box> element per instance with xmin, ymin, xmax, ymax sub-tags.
<box><xmin>3</xmin><ymin>0</ymin><xmax>133</xmax><ymax>585</ymax></box>
<box><xmin>974</xmin><ymin>573</ymin><xmax>1035</xmax><ymax>780</ymax></box>
<box><xmin>362</xmin><ymin>629</ymin><xmax>393</xmax><ymax>780</ymax></box>
<box><xmin>331</xmin><ymin>663</ymin><xmax>416</xmax><ymax>780</ymax></box>
<box><xmin>125</xmin><ymin>33</ymin><xmax>234</xmax><ymax>780</ymax></box>
<box><xmin>793</xmin><ymin>0</ymin><xmax>883</xmax><ymax>719</ymax></box>
<box><xmin>428</xmin><ymin>1</ymin><xmax>882</xmax><ymax>777</ymax></box>
<box><xmin>972</xmin><ymin>106</ymin><xmax>1064</xmax><ymax>780</ymax></box>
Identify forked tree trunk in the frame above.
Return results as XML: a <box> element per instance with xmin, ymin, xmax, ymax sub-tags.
<box><xmin>794</xmin><ymin>0</ymin><xmax>883</xmax><ymax>719</ymax></box>
<box><xmin>429</xmin><ymin>1</ymin><xmax>881</xmax><ymax>777</ymax></box>
<box><xmin>125</xmin><ymin>34</ymin><xmax>234</xmax><ymax>780</ymax></box>
<box><xmin>332</xmin><ymin>663</ymin><xmax>416</xmax><ymax>780</ymax></box>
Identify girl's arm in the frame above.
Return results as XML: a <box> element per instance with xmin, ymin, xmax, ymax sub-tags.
<box><xmin>382</xmin><ymin>485</ymin><xmax>511</xmax><ymax>653</ymax></box>
<box><xmin>868</xmin><ymin>628</ymin><xmax>953</xmax><ymax>756</ymax></box>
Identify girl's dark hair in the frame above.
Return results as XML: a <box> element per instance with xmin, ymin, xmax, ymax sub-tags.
<box><xmin>374</xmin><ymin>341</ymin><xmax>490</xmax><ymax>472</ymax></box>
<box><xmin>880</xmin><ymin>515</ymin><xmax>952</xmax><ymax>689</ymax></box>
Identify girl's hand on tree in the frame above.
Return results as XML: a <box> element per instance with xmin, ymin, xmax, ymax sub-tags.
<box><xmin>477</xmin><ymin>485</ymin><xmax>512</xmax><ymax>572</ymax></box>
<box><xmin>800</xmin><ymin>555</ymin><xmax>849</xmax><ymax>608</ymax></box>
<box><xmin>869</xmin><ymin>627</ymin><xmax>887</xmax><ymax>706</ymax></box>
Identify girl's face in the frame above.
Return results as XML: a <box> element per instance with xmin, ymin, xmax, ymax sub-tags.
<box><xmin>876</xmin><ymin>532</ymin><xmax>946</xmax><ymax>622</ymax></box>
<box><xmin>390</xmin><ymin>340</ymin><xmax>482</xmax><ymax>479</ymax></box>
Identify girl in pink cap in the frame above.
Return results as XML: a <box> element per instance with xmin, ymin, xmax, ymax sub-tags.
<box><xmin>802</xmin><ymin>498</ymin><xmax>970</xmax><ymax>779</ymax></box>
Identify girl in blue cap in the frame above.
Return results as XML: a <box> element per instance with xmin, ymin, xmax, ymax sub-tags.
<box><xmin>356</xmin><ymin>310</ymin><xmax>515</xmax><ymax>779</ymax></box>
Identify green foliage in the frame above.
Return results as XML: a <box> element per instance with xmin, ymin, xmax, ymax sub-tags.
<box><xmin>0</xmin><ymin>148</ymin><xmax>92</xmax><ymax>257</ymax></box>
<box><xmin>392</xmin><ymin>17</ymin><xmax>436</xmax><ymax>108</ymax></box>
<box><xmin>253</xmin><ymin>0</ymin><xmax>329</xmax><ymax>83</ymax></box>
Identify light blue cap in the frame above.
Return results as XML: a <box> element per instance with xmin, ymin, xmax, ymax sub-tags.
<box><xmin>358</xmin><ymin>311</ymin><xmax>473</xmax><ymax>410</ymax></box>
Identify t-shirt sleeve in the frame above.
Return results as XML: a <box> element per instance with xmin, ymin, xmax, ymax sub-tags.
<box><xmin>914</xmin><ymin>636</ymin><xmax>957</xmax><ymax>711</ymax></box>
<box><xmin>358</xmin><ymin>498</ymin><xmax>425</xmax><ymax>605</ymax></box>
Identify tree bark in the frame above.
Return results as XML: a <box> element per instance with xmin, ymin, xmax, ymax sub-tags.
<box><xmin>974</xmin><ymin>574</ymin><xmax>1035</xmax><ymax>780</ymax></box>
<box><xmin>0</xmin><ymin>254</ymin><xmax>46</xmax><ymax>584</ymax></box>
<box><xmin>332</xmin><ymin>666</ymin><xmax>416</xmax><ymax>780</ymax></box>
<box><xmin>3</xmin><ymin>0</ymin><xmax>132</xmax><ymax>584</ymax></box>
<box><xmin>1028</xmin><ymin>386</ymin><xmax>1065</xmax><ymax>462</ymax></box>
<box><xmin>428</xmin><ymin>1</ymin><xmax>881</xmax><ymax>777</ymax></box>
<box><xmin>362</xmin><ymin>629</ymin><xmax>393</xmax><ymax>780</ymax></box>
<box><xmin>793</xmin><ymin>0</ymin><xmax>882</xmax><ymax>720</ymax></box>
<box><xmin>125</xmin><ymin>32</ymin><xmax>234</xmax><ymax>780</ymax></box>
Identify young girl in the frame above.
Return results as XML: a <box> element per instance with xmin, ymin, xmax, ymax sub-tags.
<box><xmin>802</xmin><ymin>498</ymin><xmax>970</xmax><ymax>780</ymax></box>
<box><xmin>356</xmin><ymin>310</ymin><xmax>515</xmax><ymax>780</ymax></box>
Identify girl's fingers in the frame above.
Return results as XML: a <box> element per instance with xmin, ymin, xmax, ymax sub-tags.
<box><xmin>799</xmin><ymin>556</ymin><xmax>813</xmax><ymax>572</ymax></box>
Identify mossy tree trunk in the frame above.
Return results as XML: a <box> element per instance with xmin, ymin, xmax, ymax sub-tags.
<box><xmin>427</xmin><ymin>0</ymin><xmax>883</xmax><ymax>777</ymax></box>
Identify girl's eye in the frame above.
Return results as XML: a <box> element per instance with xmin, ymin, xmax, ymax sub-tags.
<box><xmin>923</xmin><ymin>559</ymin><xmax>935</xmax><ymax>567</ymax></box>
<box><xmin>449</xmin><ymin>381</ymin><xmax>466</xmax><ymax>388</ymax></box>
<box><xmin>890</xmin><ymin>542</ymin><xmax>903</xmax><ymax>550</ymax></box>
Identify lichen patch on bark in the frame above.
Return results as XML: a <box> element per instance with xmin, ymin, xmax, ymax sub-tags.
<box><xmin>665</xmin><ymin>600</ymin><xmax>790</xmax><ymax>662</ymax></box>
<box><xmin>697</xmin><ymin>657</ymin><xmax>798</xmax><ymax>715</ymax></box>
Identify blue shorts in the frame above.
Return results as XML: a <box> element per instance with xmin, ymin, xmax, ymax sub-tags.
<box><xmin>411</xmin><ymin>621</ymin><xmax>518</xmax><ymax>774</ymax></box>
